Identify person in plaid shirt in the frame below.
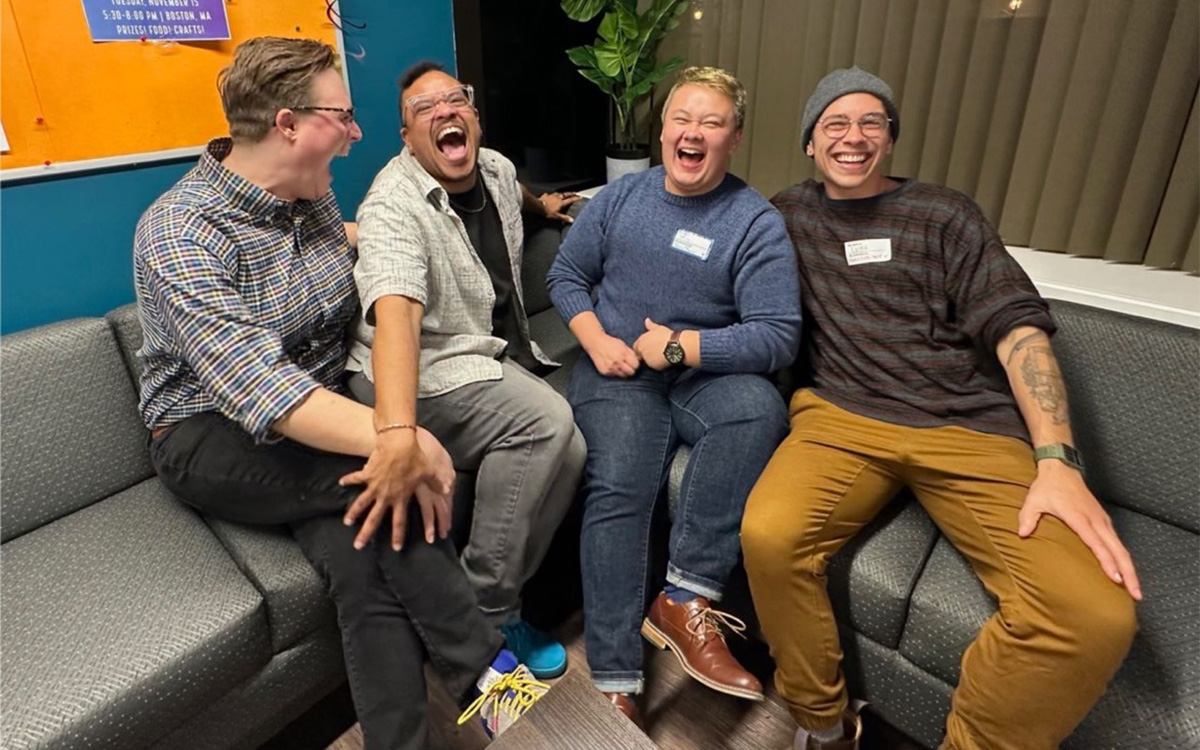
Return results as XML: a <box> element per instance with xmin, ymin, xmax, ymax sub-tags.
<box><xmin>134</xmin><ymin>37</ymin><xmax>546</xmax><ymax>749</ymax></box>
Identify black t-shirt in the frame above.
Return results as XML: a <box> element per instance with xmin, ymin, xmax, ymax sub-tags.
<box><xmin>447</xmin><ymin>178</ymin><xmax>540</xmax><ymax>371</ymax></box>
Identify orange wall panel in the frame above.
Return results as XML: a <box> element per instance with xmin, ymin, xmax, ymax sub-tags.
<box><xmin>1</xmin><ymin>0</ymin><xmax>339</xmax><ymax>169</ymax></box>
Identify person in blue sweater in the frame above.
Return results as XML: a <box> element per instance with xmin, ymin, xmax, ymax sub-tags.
<box><xmin>547</xmin><ymin>66</ymin><xmax>802</xmax><ymax>727</ymax></box>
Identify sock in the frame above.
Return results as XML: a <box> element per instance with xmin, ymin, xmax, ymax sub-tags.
<box><xmin>663</xmin><ymin>583</ymin><xmax>701</xmax><ymax>604</ymax></box>
<box><xmin>476</xmin><ymin>648</ymin><xmax>518</xmax><ymax>694</ymax></box>
<box><xmin>811</xmin><ymin>721</ymin><xmax>845</xmax><ymax>744</ymax></box>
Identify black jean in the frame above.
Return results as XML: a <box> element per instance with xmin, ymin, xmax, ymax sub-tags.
<box><xmin>150</xmin><ymin>412</ymin><xmax>503</xmax><ymax>750</ymax></box>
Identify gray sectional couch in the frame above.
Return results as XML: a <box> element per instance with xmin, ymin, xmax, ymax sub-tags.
<box><xmin>1</xmin><ymin>219</ymin><xmax>1196</xmax><ymax>749</ymax></box>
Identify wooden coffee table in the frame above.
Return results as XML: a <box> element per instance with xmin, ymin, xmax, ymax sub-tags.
<box><xmin>489</xmin><ymin>669</ymin><xmax>658</xmax><ymax>749</ymax></box>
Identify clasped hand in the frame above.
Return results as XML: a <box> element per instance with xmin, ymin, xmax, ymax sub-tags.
<box><xmin>339</xmin><ymin>427</ymin><xmax>456</xmax><ymax>551</ymax></box>
<box><xmin>633</xmin><ymin>318</ymin><xmax>673</xmax><ymax>371</ymax></box>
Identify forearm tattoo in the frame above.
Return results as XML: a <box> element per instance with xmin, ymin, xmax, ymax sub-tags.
<box><xmin>1004</xmin><ymin>331</ymin><xmax>1044</xmax><ymax>366</ymax></box>
<box><xmin>1015</xmin><ymin>336</ymin><xmax>1069</xmax><ymax>425</ymax></box>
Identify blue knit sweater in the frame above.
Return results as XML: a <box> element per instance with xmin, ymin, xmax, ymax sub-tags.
<box><xmin>548</xmin><ymin>168</ymin><xmax>801</xmax><ymax>373</ymax></box>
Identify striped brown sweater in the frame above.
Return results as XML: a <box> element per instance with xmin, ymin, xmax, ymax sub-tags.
<box><xmin>771</xmin><ymin>178</ymin><xmax>1054</xmax><ymax>443</ymax></box>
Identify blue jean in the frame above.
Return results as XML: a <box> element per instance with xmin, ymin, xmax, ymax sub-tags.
<box><xmin>569</xmin><ymin>359</ymin><xmax>788</xmax><ymax>693</ymax></box>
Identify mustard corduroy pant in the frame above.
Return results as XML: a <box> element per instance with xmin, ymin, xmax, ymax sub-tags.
<box><xmin>742</xmin><ymin>390</ymin><xmax>1136</xmax><ymax>750</ymax></box>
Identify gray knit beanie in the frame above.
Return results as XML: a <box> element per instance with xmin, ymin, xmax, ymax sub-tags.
<box><xmin>800</xmin><ymin>66</ymin><xmax>900</xmax><ymax>149</ymax></box>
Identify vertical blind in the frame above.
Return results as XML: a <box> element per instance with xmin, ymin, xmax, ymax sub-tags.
<box><xmin>656</xmin><ymin>0</ymin><xmax>1198</xmax><ymax>272</ymax></box>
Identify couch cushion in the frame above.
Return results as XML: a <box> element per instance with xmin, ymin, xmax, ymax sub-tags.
<box><xmin>1</xmin><ymin>318</ymin><xmax>153</xmax><ymax>542</ymax></box>
<box><xmin>0</xmin><ymin>478</ymin><xmax>271</xmax><ymax>749</ymax></box>
<box><xmin>1049</xmin><ymin>300</ymin><xmax>1200</xmax><ymax>532</ymax></box>
<box><xmin>1065</xmin><ymin>508</ymin><xmax>1200</xmax><ymax>748</ymax></box>
<box><xmin>827</xmin><ymin>496</ymin><xmax>939</xmax><ymax>649</ymax></box>
<box><xmin>151</xmin><ymin>630</ymin><xmax>346</xmax><ymax>750</ymax></box>
<box><xmin>107</xmin><ymin>303</ymin><xmax>146</xmax><ymax>384</ymax></box>
<box><xmin>841</xmin><ymin>630</ymin><xmax>953</xmax><ymax>750</ymax></box>
<box><xmin>204</xmin><ymin>518</ymin><xmax>337</xmax><ymax>654</ymax></box>
<box><xmin>521</xmin><ymin>221</ymin><xmax>566</xmax><ymax>316</ymax></box>
<box><xmin>527</xmin><ymin>308</ymin><xmax>581</xmax><ymax>396</ymax></box>
<box><xmin>896</xmin><ymin>536</ymin><xmax>992</xmax><ymax>685</ymax></box>
<box><xmin>897</xmin><ymin>507</ymin><xmax>1200</xmax><ymax>748</ymax></box>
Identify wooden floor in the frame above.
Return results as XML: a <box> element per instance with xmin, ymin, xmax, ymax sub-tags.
<box><xmin>326</xmin><ymin>613</ymin><xmax>924</xmax><ymax>750</ymax></box>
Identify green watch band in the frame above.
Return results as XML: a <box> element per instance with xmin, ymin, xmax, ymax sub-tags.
<box><xmin>1034</xmin><ymin>443</ymin><xmax>1084</xmax><ymax>472</ymax></box>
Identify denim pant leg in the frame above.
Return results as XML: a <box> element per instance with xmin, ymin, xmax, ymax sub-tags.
<box><xmin>667</xmin><ymin>372</ymin><xmax>789</xmax><ymax>600</ymax></box>
<box><xmin>350</xmin><ymin>362</ymin><xmax>585</xmax><ymax>624</ymax></box>
<box><xmin>151</xmin><ymin>412</ymin><xmax>502</xmax><ymax>747</ymax></box>
<box><xmin>570</xmin><ymin>362</ymin><xmax>676</xmax><ymax>694</ymax></box>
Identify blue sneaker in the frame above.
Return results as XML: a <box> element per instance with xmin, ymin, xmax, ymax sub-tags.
<box><xmin>458</xmin><ymin>648</ymin><xmax>549</xmax><ymax>738</ymax></box>
<box><xmin>499</xmin><ymin>620</ymin><xmax>568</xmax><ymax>679</ymax></box>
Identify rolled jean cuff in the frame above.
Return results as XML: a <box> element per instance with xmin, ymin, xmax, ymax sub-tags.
<box><xmin>667</xmin><ymin>563</ymin><xmax>724</xmax><ymax>601</ymax></box>
<box><xmin>591</xmin><ymin>672</ymin><xmax>644</xmax><ymax>695</ymax></box>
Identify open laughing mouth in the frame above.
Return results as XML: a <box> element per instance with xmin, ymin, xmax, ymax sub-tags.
<box><xmin>677</xmin><ymin>146</ymin><xmax>705</xmax><ymax>168</ymax></box>
<box><xmin>832</xmin><ymin>152</ymin><xmax>870</xmax><ymax>168</ymax></box>
<box><xmin>436</xmin><ymin>124</ymin><xmax>469</xmax><ymax>162</ymax></box>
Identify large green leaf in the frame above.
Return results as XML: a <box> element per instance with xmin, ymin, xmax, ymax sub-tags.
<box><xmin>578</xmin><ymin>67</ymin><xmax>615</xmax><ymax>95</ymax></box>
<box><xmin>594</xmin><ymin>43</ymin><xmax>623</xmax><ymax>77</ymax></box>
<box><xmin>566</xmin><ymin>45</ymin><xmax>598</xmax><ymax>68</ymax></box>
<box><xmin>560</xmin><ymin>0</ymin><xmax>609</xmax><ymax>23</ymax></box>
<box><xmin>597</xmin><ymin>12</ymin><xmax>619</xmax><ymax>43</ymax></box>
<box><xmin>615</xmin><ymin>5</ymin><xmax>638</xmax><ymax>40</ymax></box>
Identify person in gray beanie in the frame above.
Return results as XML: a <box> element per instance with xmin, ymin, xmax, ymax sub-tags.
<box><xmin>740</xmin><ymin>66</ymin><xmax>1140</xmax><ymax>750</ymax></box>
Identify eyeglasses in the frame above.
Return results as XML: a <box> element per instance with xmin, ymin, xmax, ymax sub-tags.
<box><xmin>292</xmin><ymin>105</ymin><xmax>356</xmax><ymax>125</ymax></box>
<box><xmin>817</xmin><ymin>113</ymin><xmax>891</xmax><ymax>139</ymax></box>
<box><xmin>403</xmin><ymin>85</ymin><xmax>475</xmax><ymax>120</ymax></box>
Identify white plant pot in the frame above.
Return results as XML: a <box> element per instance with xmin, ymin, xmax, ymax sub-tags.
<box><xmin>606</xmin><ymin>155</ymin><xmax>651</xmax><ymax>184</ymax></box>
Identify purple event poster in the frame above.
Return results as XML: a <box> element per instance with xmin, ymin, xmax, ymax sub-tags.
<box><xmin>81</xmin><ymin>0</ymin><xmax>231</xmax><ymax>42</ymax></box>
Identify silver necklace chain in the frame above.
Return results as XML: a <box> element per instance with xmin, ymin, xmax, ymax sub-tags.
<box><xmin>450</xmin><ymin>186</ymin><xmax>488</xmax><ymax>214</ymax></box>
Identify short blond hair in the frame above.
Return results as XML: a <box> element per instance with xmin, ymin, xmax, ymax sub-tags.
<box><xmin>661</xmin><ymin>66</ymin><xmax>747</xmax><ymax>130</ymax></box>
<box><xmin>218</xmin><ymin>37</ymin><xmax>339</xmax><ymax>143</ymax></box>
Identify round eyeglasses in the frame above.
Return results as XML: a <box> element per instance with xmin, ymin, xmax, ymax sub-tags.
<box><xmin>403</xmin><ymin>85</ymin><xmax>475</xmax><ymax>121</ymax></box>
<box><xmin>817</xmin><ymin>113</ymin><xmax>891</xmax><ymax>140</ymax></box>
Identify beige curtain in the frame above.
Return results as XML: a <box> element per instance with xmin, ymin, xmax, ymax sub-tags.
<box><xmin>655</xmin><ymin>0</ymin><xmax>1199</xmax><ymax>272</ymax></box>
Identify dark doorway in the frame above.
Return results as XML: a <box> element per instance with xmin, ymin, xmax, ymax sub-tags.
<box><xmin>453</xmin><ymin>0</ymin><xmax>608</xmax><ymax>192</ymax></box>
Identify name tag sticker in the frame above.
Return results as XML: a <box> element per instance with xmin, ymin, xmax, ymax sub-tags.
<box><xmin>671</xmin><ymin>229</ymin><xmax>714</xmax><ymax>261</ymax></box>
<box><xmin>844</xmin><ymin>238</ymin><xmax>892</xmax><ymax>266</ymax></box>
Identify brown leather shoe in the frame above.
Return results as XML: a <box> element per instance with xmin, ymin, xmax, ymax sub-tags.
<box><xmin>603</xmin><ymin>691</ymin><xmax>644</xmax><ymax>729</ymax></box>
<box><xmin>641</xmin><ymin>592</ymin><xmax>764</xmax><ymax>700</ymax></box>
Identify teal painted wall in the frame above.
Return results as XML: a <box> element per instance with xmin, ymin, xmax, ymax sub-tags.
<box><xmin>0</xmin><ymin>1</ymin><xmax>456</xmax><ymax>334</ymax></box>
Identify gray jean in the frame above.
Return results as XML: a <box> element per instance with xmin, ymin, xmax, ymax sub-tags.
<box><xmin>350</xmin><ymin>359</ymin><xmax>586</xmax><ymax>623</ymax></box>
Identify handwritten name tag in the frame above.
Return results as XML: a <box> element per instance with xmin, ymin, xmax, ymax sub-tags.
<box><xmin>844</xmin><ymin>238</ymin><xmax>892</xmax><ymax>266</ymax></box>
<box><xmin>671</xmin><ymin>229</ymin><xmax>714</xmax><ymax>261</ymax></box>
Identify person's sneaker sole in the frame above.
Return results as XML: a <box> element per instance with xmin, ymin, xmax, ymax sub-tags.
<box><xmin>641</xmin><ymin>618</ymin><xmax>765</xmax><ymax>701</ymax></box>
<box><xmin>525</xmin><ymin>658</ymin><xmax>567</xmax><ymax>680</ymax></box>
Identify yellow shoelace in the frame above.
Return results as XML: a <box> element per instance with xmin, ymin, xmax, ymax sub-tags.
<box><xmin>456</xmin><ymin>665</ymin><xmax>550</xmax><ymax>728</ymax></box>
<box><xmin>686</xmin><ymin>605</ymin><xmax>749</xmax><ymax>642</ymax></box>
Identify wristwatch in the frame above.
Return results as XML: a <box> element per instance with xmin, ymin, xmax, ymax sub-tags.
<box><xmin>663</xmin><ymin>330</ymin><xmax>686</xmax><ymax>367</ymax></box>
<box><xmin>1034</xmin><ymin>443</ymin><xmax>1085</xmax><ymax>472</ymax></box>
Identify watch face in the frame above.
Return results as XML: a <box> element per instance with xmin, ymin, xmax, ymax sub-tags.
<box><xmin>664</xmin><ymin>342</ymin><xmax>685</xmax><ymax>365</ymax></box>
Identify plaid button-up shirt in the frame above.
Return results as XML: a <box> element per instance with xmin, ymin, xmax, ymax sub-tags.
<box><xmin>133</xmin><ymin>139</ymin><xmax>358</xmax><ymax>442</ymax></box>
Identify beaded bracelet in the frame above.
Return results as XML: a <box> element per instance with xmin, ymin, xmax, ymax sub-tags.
<box><xmin>376</xmin><ymin>422</ymin><xmax>417</xmax><ymax>434</ymax></box>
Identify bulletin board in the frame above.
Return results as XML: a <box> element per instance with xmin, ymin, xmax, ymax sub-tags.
<box><xmin>0</xmin><ymin>0</ymin><xmax>342</xmax><ymax>175</ymax></box>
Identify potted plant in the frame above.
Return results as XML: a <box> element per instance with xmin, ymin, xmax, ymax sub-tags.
<box><xmin>561</xmin><ymin>0</ymin><xmax>689</xmax><ymax>182</ymax></box>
